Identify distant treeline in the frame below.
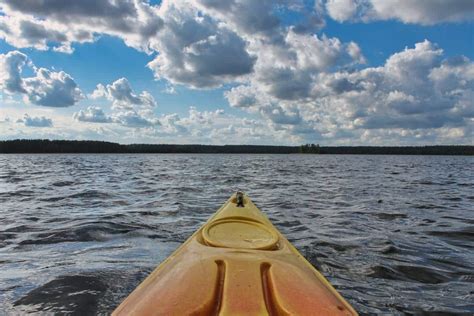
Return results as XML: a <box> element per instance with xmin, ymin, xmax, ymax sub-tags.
<box><xmin>0</xmin><ymin>140</ymin><xmax>296</xmax><ymax>154</ymax></box>
<box><xmin>299</xmin><ymin>143</ymin><xmax>473</xmax><ymax>155</ymax></box>
<box><xmin>0</xmin><ymin>140</ymin><xmax>472</xmax><ymax>155</ymax></box>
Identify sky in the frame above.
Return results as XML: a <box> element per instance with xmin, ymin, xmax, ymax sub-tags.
<box><xmin>0</xmin><ymin>0</ymin><xmax>473</xmax><ymax>145</ymax></box>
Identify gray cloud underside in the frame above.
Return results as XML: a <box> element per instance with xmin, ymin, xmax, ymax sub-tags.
<box><xmin>74</xmin><ymin>106</ymin><xmax>160</xmax><ymax>128</ymax></box>
<box><xmin>0</xmin><ymin>0</ymin><xmax>162</xmax><ymax>52</ymax></box>
<box><xmin>17</xmin><ymin>114</ymin><xmax>53</xmax><ymax>127</ymax></box>
<box><xmin>226</xmin><ymin>40</ymin><xmax>473</xmax><ymax>142</ymax></box>
<box><xmin>325</xmin><ymin>0</ymin><xmax>474</xmax><ymax>24</ymax></box>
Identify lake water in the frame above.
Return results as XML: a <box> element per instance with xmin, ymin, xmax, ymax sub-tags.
<box><xmin>0</xmin><ymin>154</ymin><xmax>473</xmax><ymax>315</ymax></box>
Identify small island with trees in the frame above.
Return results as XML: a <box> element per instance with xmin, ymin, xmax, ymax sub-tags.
<box><xmin>0</xmin><ymin>140</ymin><xmax>472</xmax><ymax>155</ymax></box>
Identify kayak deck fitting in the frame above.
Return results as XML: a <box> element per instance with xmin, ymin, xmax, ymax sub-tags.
<box><xmin>113</xmin><ymin>192</ymin><xmax>357</xmax><ymax>315</ymax></box>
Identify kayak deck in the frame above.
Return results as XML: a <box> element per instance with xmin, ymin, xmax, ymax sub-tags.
<box><xmin>113</xmin><ymin>193</ymin><xmax>357</xmax><ymax>315</ymax></box>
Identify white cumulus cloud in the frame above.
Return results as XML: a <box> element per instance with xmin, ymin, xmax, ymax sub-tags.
<box><xmin>0</xmin><ymin>50</ymin><xmax>84</xmax><ymax>107</ymax></box>
<box><xmin>73</xmin><ymin>106</ymin><xmax>113</xmax><ymax>123</ymax></box>
<box><xmin>225</xmin><ymin>40</ymin><xmax>474</xmax><ymax>144</ymax></box>
<box><xmin>83</xmin><ymin>78</ymin><xmax>160</xmax><ymax>129</ymax></box>
<box><xmin>90</xmin><ymin>77</ymin><xmax>156</xmax><ymax>109</ymax></box>
<box><xmin>326</xmin><ymin>0</ymin><xmax>358</xmax><ymax>22</ymax></box>
<box><xmin>112</xmin><ymin>110</ymin><xmax>160</xmax><ymax>128</ymax></box>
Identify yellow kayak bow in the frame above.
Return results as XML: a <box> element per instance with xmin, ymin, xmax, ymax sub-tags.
<box><xmin>113</xmin><ymin>192</ymin><xmax>357</xmax><ymax>315</ymax></box>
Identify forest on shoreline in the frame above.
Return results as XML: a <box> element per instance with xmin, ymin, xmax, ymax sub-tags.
<box><xmin>0</xmin><ymin>140</ymin><xmax>472</xmax><ymax>155</ymax></box>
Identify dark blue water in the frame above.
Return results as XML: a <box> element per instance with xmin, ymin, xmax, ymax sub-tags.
<box><xmin>0</xmin><ymin>154</ymin><xmax>473</xmax><ymax>315</ymax></box>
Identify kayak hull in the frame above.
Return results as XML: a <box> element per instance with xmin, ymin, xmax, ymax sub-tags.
<box><xmin>113</xmin><ymin>193</ymin><xmax>357</xmax><ymax>316</ymax></box>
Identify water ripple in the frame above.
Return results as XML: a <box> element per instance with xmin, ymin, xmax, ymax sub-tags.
<box><xmin>0</xmin><ymin>154</ymin><xmax>472</xmax><ymax>315</ymax></box>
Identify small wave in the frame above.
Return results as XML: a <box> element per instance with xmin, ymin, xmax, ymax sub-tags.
<box><xmin>51</xmin><ymin>180</ymin><xmax>75</xmax><ymax>187</ymax></box>
<box><xmin>334</xmin><ymin>201</ymin><xmax>352</xmax><ymax>207</ymax></box>
<box><xmin>0</xmin><ymin>190</ymin><xmax>35</xmax><ymax>197</ymax></box>
<box><xmin>373</xmin><ymin>213</ymin><xmax>408</xmax><ymax>220</ymax></box>
<box><xmin>427</xmin><ymin>228</ymin><xmax>474</xmax><ymax>242</ymax></box>
<box><xmin>69</xmin><ymin>190</ymin><xmax>114</xmax><ymax>200</ymax></box>
<box><xmin>0</xmin><ymin>232</ymin><xmax>17</xmax><ymax>240</ymax></box>
<box><xmin>289</xmin><ymin>225</ymin><xmax>309</xmax><ymax>233</ymax></box>
<box><xmin>14</xmin><ymin>274</ymin><xmax>107</xmax><ymax>314</ymax></box>
<box><xmin>413</xmin><ymin>180</ymin><xmax>438</xmax><ymax>185</ymax></box>
<box><xmin>413</xmin><ymin>204</ymin><xmax>444</xmax><ymax>210</ymax></box>
<box><xmin>5</xmin><ymin>177</ymin><xmax>26</xmax><ymax>183</ymax></box>
<box><xmin>25</xmin><ymin>216</ymin><xmax>40</xmax><ymax>222</ymax></box>
<box><xmin>40</xmin><ymin>190</ymin><xmax>113</xmax><ymax>202</ymax></box>
<box><xmin>0</xmin><ymin>232</ymin><xmax>16</xmax><ymax>247</ymax></box>
<box><xmin>18</xmin><ymin>221</ymin><xmax>141</xmax><ymax>245</ymax></box>
<box><xmin>458</xmin><ymin>274</ymin><xmax>474</xmax><ymax>282</ymax></box>
<box><xmin>440</xmin><ymin>216</ymin><xmax>474</xmax><ymax>225</ymax></box>
<box><xmin>393</xmin><ymin>305</ymin><xmax>474</xmax><ymax>315</ymax></box>
<box><xmin>313</xmin><ymin>240</ymin><xmax>360</xmax><ymax>252</ymax></box>
<box><xmin>134</xmin><ymin>210</ymin><xmax>156</xmax><ymax>216</ymax></box>
<box><xmin>277</xmin><ymin>220</ymin><xmax>302</xmax><ymax>227</ymax></box>
<box><xmin>442</xmin><ymin>196</ymin><xmax>462</xmax><ymax>201</ymax></box>
<box><xmin>380</xmin><ymin>244</ymin><xmax>399</xmax><ymax>254</ymax></box>
<box><xmin>4</xmin><ymin>224</ymin><xmax>38</xmax><ymax>233</ymax></box>
<box><xmin>368</xmin><ymin>265</ymin><xmax>451</xmax><ymax>284</ymax></box>
<box><xmin>431</xmin><ymin>255</ymin><xmax>471</xmax><ymax>270</ymax></box>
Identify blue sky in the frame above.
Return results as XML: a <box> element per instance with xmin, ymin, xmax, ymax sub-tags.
<box><xmin>0</xmin><ymin>0</ymin><xmax>473</xmax><ymax>145</ymax></box>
